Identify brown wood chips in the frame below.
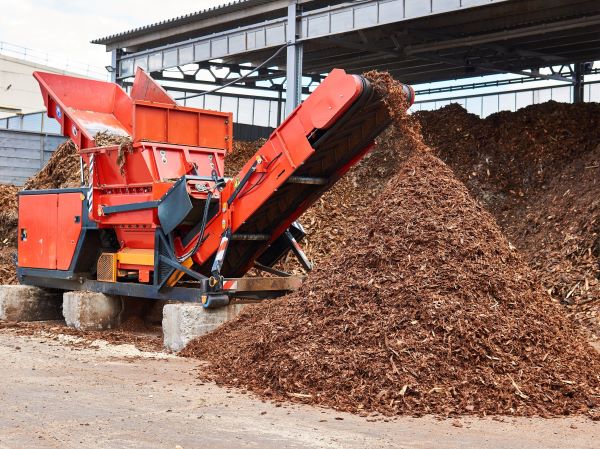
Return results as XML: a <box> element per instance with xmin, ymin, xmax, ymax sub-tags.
<box><xmin>181</xmin><ymin>74</ymin><xmax>600</xmax><ymax>418</ymax></box>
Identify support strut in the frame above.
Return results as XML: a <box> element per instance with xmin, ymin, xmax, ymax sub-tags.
<box><xmin>284</xmin><ymin>229</ymin><xmax>312</xmax><ymax>272</ymax></box>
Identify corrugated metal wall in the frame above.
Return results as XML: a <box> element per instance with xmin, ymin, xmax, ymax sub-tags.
<box><xmin>233</xmin><ymin>123</ymin><xmax>272</xmax><ymax>141</ymax></box>
<box><xmin>0</xmin><ymin>129</ymin><xmax>66</xmax><ymax>185</ymax></box>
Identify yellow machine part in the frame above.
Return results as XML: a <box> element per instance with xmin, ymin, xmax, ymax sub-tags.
<box><xmin>97</xmin><ymin>253</ymin><xmax>117</xmax><ymax>282</ymax></box>
<box><xmin>97</xmin><ymin>249</ymin><xmax>155</xmax><ymax>283</ymax></box>
<box><xmin>116</xmin><ymin>248</ymin><xmax>154</xmax><ymax>266</ymax></box>
<box><xmin>166</xmin><ymin>257</ymin><xmax>194</xmax><ymax>287</ymax></box>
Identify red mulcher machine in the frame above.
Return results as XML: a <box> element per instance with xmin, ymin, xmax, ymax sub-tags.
<box><xmin>17</xmin><ymin>68</ymin><xmax>413</xmax><ymax>308</ymax></box>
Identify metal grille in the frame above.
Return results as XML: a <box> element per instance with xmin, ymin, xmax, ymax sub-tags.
<box><xmin>97</xmin><ymin>253</ymin><xmax>117</xmax><ymax>282</ymax></box>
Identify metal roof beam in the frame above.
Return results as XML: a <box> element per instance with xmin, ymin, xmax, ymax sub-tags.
<box><xmin>415</xmin><ymin>52</ymin><xmax>575</xmax><ymax>83</ymax></box>
<box><xmin>404</xmin><ymin>14</ymin><xmax>600</xmax><ymax>55</ymax></box>
<box><xmin>113</xmin><ymin>0</ymin><xmax>508</xmax><ymax>79</ymax></box>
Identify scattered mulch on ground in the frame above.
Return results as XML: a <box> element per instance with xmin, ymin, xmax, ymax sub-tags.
<box><xmin>182</xmin><ymin>149</ymin><xmax>600</xmax><ymax>418</ymax></box>
<box><xmin>1</xmin><ymin>321</ymin><xmax>163</xmax><ymax>353</ymax></box>
<box><xmin>118</xmin><ymin>315</ymin><xmax>150</xmax><ymax>333</ymax></box>
<box><xmin>415</xmin><ymin>102</ymin><xmax>600</xmax><ymax>338</ymax></box>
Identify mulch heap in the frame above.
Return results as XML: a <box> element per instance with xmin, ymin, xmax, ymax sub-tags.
<box><xmin>415</xmin><ymin>103</ymin><xmax>600</xmax><ymax>338</ymax></box>
<box><xmin>224</xmin><ymin>140</ymin><xmax>266</xmax><ymax>177</ymax></box>
<box><xmin>182</xmin><ymin>73</ymin><xmax>600</xmax><ymax>418</ymax></box>
<box><xmin>0</xmin><ymin>184</ymin><xmax>20</xmax><ymax>284</ymax></box>
<box><xmin>23</xmin><ymin>140</ymin><xmax>80</xmax><ymax>190</ymax></box>
<box><xmin>183</xmin><ymin>150</ymin><xmax>600</xmax><ymax>418</ymax></box>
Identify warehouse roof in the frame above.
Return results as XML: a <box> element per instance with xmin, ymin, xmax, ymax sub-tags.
<box><xmin>94</xmin><ymin>0</ymin><xmax>600</xmax><ymax>86</ymax></box>
<box><xmin>92</xmin><ymin>0</ymin><xmax>269</xmax><ymax>45</ymax></box>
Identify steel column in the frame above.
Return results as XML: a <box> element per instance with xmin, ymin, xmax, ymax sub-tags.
<box><xmin>285</xmin><ymin>0</ymin><xmax>303</xmax><ymax>116</ymax></box>
<box><xmin>110</xmin><ymin>50</ymin><xmax>119</xmax><ymax>84</ymax></box>
<box><xmin>573</xmin><ymin>62</ymin><xmax>585</xmax><ymax>103</ymax></box>
<box><xmin>277</xmin><ymin>89</ymin><xmax>283</xmax><ymax>125</ymax></box>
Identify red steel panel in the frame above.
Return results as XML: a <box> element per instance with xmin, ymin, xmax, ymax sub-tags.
<box><xmin>56</xmin><ymin>193</ymin><xmax>84</xmax><ymax>270</ymax></box>
<box><xmin>133</xmin><ymin>102</ymin><xmax>232</xmax><ymax>150</ymax></box>
<box><xmin>18</xmin><ymin>194</ymin><xmax>58</xmax><ymax>269</ymax></box>
<box><xmin>130</xmin><ymin>68</ymin><xmax>176</xmax><ymax>105</ymax></box>
<box><xmin>33</xmin><ymin>71</ymin><xmax>132</xmax><ymax>149</ymax></box>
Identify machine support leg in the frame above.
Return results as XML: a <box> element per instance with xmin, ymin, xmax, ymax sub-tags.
<box><xmin>211</xmin><ymin>228</ymin><xmax>232</xmax><ymax>281</ymax></box>
<box><xmin>284</xmin><ymin>229</ymin><xmax>312</xmax><ymax>271</ymax></box>
<box><xmin>285</xmin><ymin>0</ymin><xmax>303</xmax><ymax>117</ymax></box>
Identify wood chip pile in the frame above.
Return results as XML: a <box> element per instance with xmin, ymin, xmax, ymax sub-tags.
<box><xmin>182</xmin><ymin>149</ymin><xmax>600</xmax><ymax>418</ymax></box>
<box><xmin>0</xmin><ymin>184</ymin><xmax>19</xmax><ymax>284</ymax></box>
<box><xmin>415</xmin><ymin>103</ymin><xmax>600</xmax><ymax>338</ymax></box>
<box><xmin>181</xmin><ymin>73</ymin><xmax>600</xmax><ymax>418</ymax></box>
<box><xmin>224</xmin><ymin>140</ymin><xmax>266</xmax><ymax>177</ymax></box>
<box><xmin>24</xmin><ymin>140</ymin><xmax>81</xmax><ymax>190</ymax></box>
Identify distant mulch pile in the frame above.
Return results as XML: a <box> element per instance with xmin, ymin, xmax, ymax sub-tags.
<box><xmin>0</xmin><ymin>184</ymin><xmax>19</xmax><ymax>246</ymax></box>
<box><xmin>24</xmin><ymin>131</ymin><xmax>133</xmax><ymax>191</ymax></box>
<box><xmin>0</xmin><ymin>184</ymin><xmax>20</xmax><ymax>284</ymax></box>
<box><xmin>224</xmin><ymin>139</ymin><xmax>265</xmax><ymax>177</ymax></box>
<box><xmin>182</xmin><ymin>150</ymin><xmax>600</xmax><ymax>418</ymax></box>
<box><xmin>24</xmin><ymin>140</ymin><xmax>81</xmax><ymax>190</ymax></box>
<box><xmin>415</xmin><ymin>102</ymin><xmax>600</xmax><ymax>337</ymax></box>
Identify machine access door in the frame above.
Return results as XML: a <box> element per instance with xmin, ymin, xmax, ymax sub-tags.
<box><xmin>18</xmin><ymin>193</ymin><xmax>58</xmax><ymax>269</ymax></box>
<box><xmin>18</xmin><ymin>191</ymin><xmax>83</xmax><ymax>270</ymax></box>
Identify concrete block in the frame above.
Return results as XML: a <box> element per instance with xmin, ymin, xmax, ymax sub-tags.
<box><xmin>163</xmin><ymin>303</ymin><xmax>246</xmax><ymax>352</ymax></box>
<box><xmin>63</xmin><ymin>291</ymin><xmax>123</xmax><ymax>331</ymax></box>
<box><xmin>0</xmin><ymin>285</ymin><xmax>62</xmax><ymax>322</ymax></box>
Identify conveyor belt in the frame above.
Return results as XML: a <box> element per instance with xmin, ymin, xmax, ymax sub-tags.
<box><xmin>205</xmin><ymin>76</ymin><xmax>391</xmax><ymax>277</ymax></box>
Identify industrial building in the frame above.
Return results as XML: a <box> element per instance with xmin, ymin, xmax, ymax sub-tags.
<box><xmin>92</xmin><ymin>0</ymin><xmax>600</xmax><ymax>122</ymax></box>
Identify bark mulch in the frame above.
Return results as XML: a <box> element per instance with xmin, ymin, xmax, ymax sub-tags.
<box><xmin>181</xmin><ymin>73</ymin><xmax>600</xmax><ymax>418</ymax></box>
<box><xmin>182</xmin><ymin>150</ymin><xmax>600</xmax><ymax>418</ymax></box>
<box><xmin>415</xmin><ymin>102</ymin><xmax>600</xmax><ymax>338</ymax></box>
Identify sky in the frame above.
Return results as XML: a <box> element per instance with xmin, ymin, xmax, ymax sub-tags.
<box><xmin>0</xmin><ymin>0</ymin><xmax>224</xmax><ymax>71</ymax></box>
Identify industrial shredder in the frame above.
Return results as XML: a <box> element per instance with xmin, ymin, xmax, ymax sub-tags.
<box><xmin>17</xmin><ymin>68</ymin><xmax>414</xmax><ymax>307</ymax></box>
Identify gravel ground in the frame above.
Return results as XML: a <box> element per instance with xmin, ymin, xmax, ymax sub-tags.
<box><xmin>0</xmin><ymin>331</ymin><xmax>598</xmax><ymax>449</ymax></box>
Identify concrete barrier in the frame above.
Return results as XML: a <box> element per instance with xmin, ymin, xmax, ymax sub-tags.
<box><xmin>63</xmin><ymin>291</ymin><xmax>123</xmax><ymax>330</ymax></box>
<box><xmin>162</xmin><ymin>303</ymin><xmax>246</xmax><ymax>352</ymax></box>
<box><xmin>0</xmin><ymin>285</ymin><xmax>62</xmax><ymax>321</ymax></box>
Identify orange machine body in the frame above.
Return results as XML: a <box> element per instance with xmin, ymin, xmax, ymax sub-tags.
<box><xmin>17</xmin><ymin>66</ymin><xmax>413</xmax><ymax>306</ymax></box>
<box><xmin>22</xmin><ymin>68</ymin><xmax>232</xmax><ymax>274</ymax></box>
